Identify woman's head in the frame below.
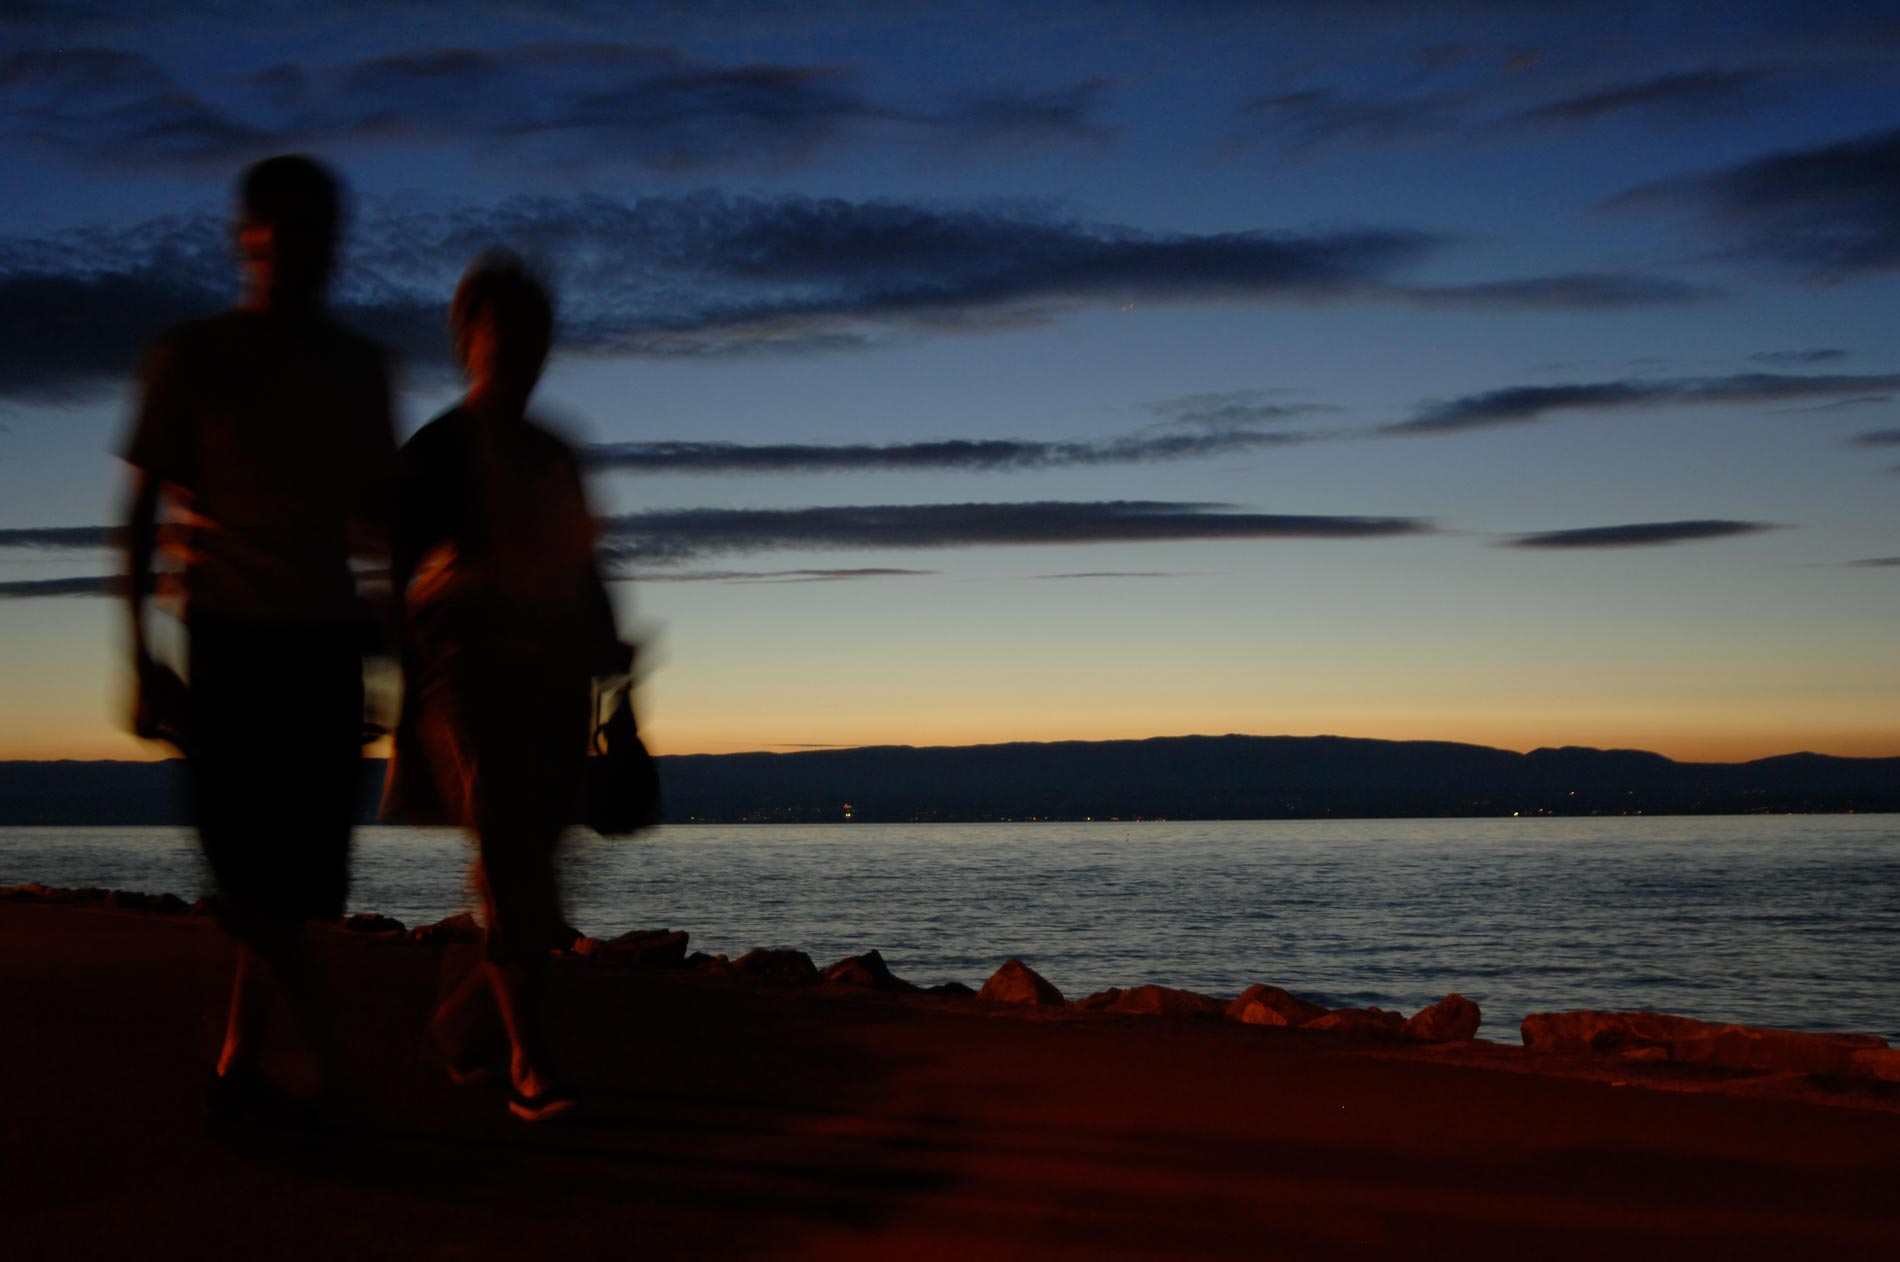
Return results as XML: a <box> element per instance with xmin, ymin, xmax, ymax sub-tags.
<box><xmin>451</xmin><ymin>251</ymin><xmax>554</xmax><ymax>400</ymax></box>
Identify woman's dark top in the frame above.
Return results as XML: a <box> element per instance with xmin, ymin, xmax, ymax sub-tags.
<box><xmin>391</xmin><ymin>406</ymin><xmax>616</xmax><ymax>692</ymax></box>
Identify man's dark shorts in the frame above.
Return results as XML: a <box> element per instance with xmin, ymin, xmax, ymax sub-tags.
<box><xmin>187</xmin><ymin>610</ymin><xmax>364</xmax><ymax>961</ymax></box>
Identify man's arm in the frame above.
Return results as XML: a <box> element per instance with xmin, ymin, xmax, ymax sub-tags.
<box><xmin>123</xmin><ymin>468</ymin><xmax>164</xmax><ymax>739</ymax></box>
<box><xmin>121</xmin><ymin>328</ymin><xmax>192</xmax><ymax>744</ymax></box>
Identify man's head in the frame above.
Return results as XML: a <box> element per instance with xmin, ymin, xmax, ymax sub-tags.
<box><xmin>450</xmin><ymin>251</ymin><xmax>554</xmax><ymax>401</ymax></box>
<box><xmin>236</xmin><ymin>154</ymin><xmax>342</xmax><ymax>310</ymax></box>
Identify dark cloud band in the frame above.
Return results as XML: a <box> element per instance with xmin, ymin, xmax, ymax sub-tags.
<box><xmin>1390</xmin><ymin>371</ymin><xmax>1900</xmax><ymax>434</ymax></box>
<box><xmin>612</xmin><ymin>567</ymin><xmax>934</xmax><ymax>584</ymax></box>
<box><xmin>582</xmin><ymin>428</ymin><xmax>1300</xmax><ymax>475</ymax></box>
<box><xmin>600</xmin><ymin>500</ymin><xmax>1433</xmax><ymax>564</ymax></box>
<box><xmin>1611</xmin><ymin>127</ymin><xmax>1900</xmax><ymax>279</ymax></box>
<box><xmin>0</xmin><ymin>185</ymin><xmax>1715</xmax><ymax>402</ymax></box>
<box><xmin>1750</xmin><ymin>348</ymin><xmax>1847</xmax><ymax>366</ymax></box>
<box><xmin>1395</xmin><ymin>273</ymin><xmax>1712</xmax><ymax>310</ymax></box>
<box><xmin>1240</xmin><ymin>66</ymin><xmax>1779</xmax><ymax>155</ymax></box>
<box><xmin>1141</xmin><ymin>391</ymin><xmax>1335</xmax><ymax>428</ymax></box>
<box><xmin>1504</xmin><ymin>520</ymin><xmax>1778</xmax><ymax>549</ymax></box>
<box><xmin>2</xmin><ymin>39</ymin><xmax>1115</xmax><ymax>169</ymax></box>
<box><xmin>0</xmin><ymin>526</ymin><xmax>120</xmax><ymax>549</ymax></box>
<box><xmin>0</xmin><ymin>503</ymin><xmax>1428</xmax><ymax>595</ymax></box>
<box><xmin>0</xmin><ymin>575</ymin><xmax>123</xmax><ymax>597</ymax></box>
<box><xmin>1510</xmin><ymin>68</ymin><xmax>1780</xmax><ymax>127</ymax></box>
<box><xmin>0</xmin><ymin>193</ymin><xmax>1436</xmax><ymax>399</ymax></box>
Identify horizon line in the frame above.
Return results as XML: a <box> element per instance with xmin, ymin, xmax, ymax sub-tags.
<box><xmin>8</xmin><ymin>730</ymin><xmax>1897</xmax><ymax>768</ymax></box>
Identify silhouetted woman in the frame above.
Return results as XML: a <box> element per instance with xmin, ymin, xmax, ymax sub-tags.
<box><xmin>384</xmin><ymin>253</ymin><xmax>624</xmax><ymax>1122</ymax></box>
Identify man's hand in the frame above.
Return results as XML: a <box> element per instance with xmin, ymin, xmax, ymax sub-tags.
<box><xmin>133</xmin><ymin>655</ymin><xmax>189</xmax><ymax>749</ymax></box>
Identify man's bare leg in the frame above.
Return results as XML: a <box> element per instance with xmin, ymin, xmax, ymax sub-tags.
<box><xmin>486</xmin><ymin>960</ymin><xmax>557</xmax><ymax>1099</ymax></box>
<box><xmin>215</xmin><ymin>943</ymin><xmax>324</xmax><ymax>1099</ymax></box>
<box><xmin>215</xmin><ymin>945</ymin><xmax>271</xmax><ymax>1078</ymax></box>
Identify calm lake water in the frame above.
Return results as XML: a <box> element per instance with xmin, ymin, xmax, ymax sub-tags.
<box><xmin>5</xmin><ymin>815</ymin><xmax>1897</xmax><ymax>1044</ymax></box>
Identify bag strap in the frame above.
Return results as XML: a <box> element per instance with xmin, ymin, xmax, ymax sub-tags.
<box><xmin>592</xmin><ymin>674</ymin><xmax>634</xmax><ymax>756</ymax></box>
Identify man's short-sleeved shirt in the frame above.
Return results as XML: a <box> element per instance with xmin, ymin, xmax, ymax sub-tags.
<box><xmin>124</xmin><ymin>309</ymin><xmax>396</xmax><ymax>624</ymax></box>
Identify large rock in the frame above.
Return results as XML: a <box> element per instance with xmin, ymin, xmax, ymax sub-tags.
<box><xmin>1403</xmin><ymin>994</ymin><xmax>1482</xmax><ymax>1042</ymax></box>
<box><xmin>9</xmin><ymin>884</ymin><xmax>105</xmax><ymax>904</ymax></box>
<box><xmin>731</xmin><ymin>947</ymin><xmax>819</xmax><ymax>986</ymax></box>
<box><xmin>1848</xmin><ymin>1048</ymin><xmax>1900</xmax><ymax>1082</ymax></box>
<box><xmin>1079</xmin><ymin>984</ymin><xmax>1223</xmax><ymax>1019</ymax></box>
<box><xmin>820</xmin><ymin>949</ymin><xmax>918</xmax><ymax>992</ymax></box>
<box><xmin>926</xmin><ymin>981</ymin><xmax>977</xmax><ymax>998</ymax></box>
<box><xmin>1520</xmin><ymin>1010</ymin><xmax>1707</xmax><ymax>1056</ymax></box>
<box><xmin>1672</xmin><ymin>1024</ymin><xmax>1888</xmax><ymax>1077</ymax></box>
<box><xmin>594</xmin><ymin>928</ymin><xmax>690</xmax><ymax>968</ymax></box>
<box><xmin>1225</xmin><ymin>984</ymin><xmax>1328</xmax><ymax>1028</ymax></box>
<box><xmin>342</xmin><ymin>912</ymin><xmax>406</xmax><ymax>935</ymax></box>
<box><xmin>1306</xmin><ymin>1007</ymin><xmax>1408</xmax><ymax>1037</ymax></box>
<box><xmin>1521</xmin><ymin>1010</ymin><xmax>1889</xmax><ymax>1076</ymax></box>
<box><xmin>408</xmin><ymin>912</ymin><xmax>483</xmax><ymax>945</ymax></box>
<box><xmin>977</xmin><ymin>958</ymin><xmax>1065</xmax><ymax>1006</ymax></box>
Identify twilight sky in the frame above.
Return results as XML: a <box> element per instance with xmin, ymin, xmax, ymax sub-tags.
<box><xmin>2</xmin><ymin>0</ymin><xmax>1897</xmax><ymax>762</ymax></box>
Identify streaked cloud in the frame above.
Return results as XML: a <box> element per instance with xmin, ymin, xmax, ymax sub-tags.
<box><xmin>0</xmin><ymin>46</ymin><xmax>167</xmax><ymax>93</ymax></box>
<box><xmin>1394</xmin><ymin>272</ymin><xmax>1713</xmax><ymax>309</ymax></box>
<box><xmin>1238</xmin><ymin>88</ymin><xmax>1469</xmax><ymax>151</ymax></box>
<box><xmin>1851</xmin><ymin>429</ymin><xmax>1900</xmax><ymax>446</ymax></box>
<box><xmin>1750</xmin><ymin>348</ymin><xmax>1848</xmax><ymax>366</ymax></box>
<box><xmin>613</xmin><ymin>567</ymin><xmax>934</xmax><ymax>583</ymax></box>
<box><xmin>0</xmin><ymin>193</ymin><xmax>1439</xmax><ymax>399</ymax></box>
<box><xmin>1240</xmin><ymin>65</ymin><xmax>1790</xmax><ymax>155</ymax></box>
<box><xmin>582</xmin><ymin>427</ymin><xmax>1301</xmax><ymax>476</ymax></box>
<box><xmin>599</xmin><ymin>500</ymin><xmax>1434</xmax><ymax>564</ymax></box>
<box><xmin>0</xmin><ymin>563</ymin><xmax>936</xmax><ymax>597</ymax></box>
<box><xmin>2</xmin><ymin>187</ymin><xmax>1719</xmax><ymax>401</ymax></box>
<box><xmin>0</xmin><ymin>575</ymin><xmax>122</xmax><ymax>598</ymax></box>
<box><xmin>1503</xmin><ymin>520</ymin><xmax>1780</xmax><ymax>549</ymax></box>
<box><xmin>0</xmin><ymin>503</ymin><xmax>1432</xmax><ymax>586</ymax></box>
<box><xmin>1508</xmin><ymin>68</ymin><xmax>1782</xmax><ymax>127</ymax></box>
<box><xmin>1778</xmin><ymin>396</ymin><xmax>1891</xmax><ymax>414</ymax></box>
<box><xmin>1388</xmin><ymin>371</ymin><xmax>1900</xmax><ymax>435</ymax></box>
<box><xmin>3</xmin><ymin>40</ymin><xmax>1116</xmax><ymax>169</ymax></box>
<box><xmin>1846</xmin><ymin>556</ymin><xmax>1900</xmax><ymax>568</ymax></box>
<box><xmin>1141</xmin><ymin>390</ymin><xmax>1338</xmax><ymax>428</ymax></box>
<box><xmin>0</xmin><ymin>526</ymin><xmax>120</xmax><ymax>549</ymax></box>
<box><xmin>1610</xmin><ymin>127</ymin><xmax>1900</xmax><ymax>279</ymax></box>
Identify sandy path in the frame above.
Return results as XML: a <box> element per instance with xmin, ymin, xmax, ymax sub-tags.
<box><xmin>5</xmin><ymin>901</ymin><xmax>1899</xmax><ymax>1259</ymax></box>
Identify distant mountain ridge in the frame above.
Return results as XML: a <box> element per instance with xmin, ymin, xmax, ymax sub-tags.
<box><xmin>3</xmin><ymin>734</ymin><xmax>1897</xmax><ymax>825</ymax></box>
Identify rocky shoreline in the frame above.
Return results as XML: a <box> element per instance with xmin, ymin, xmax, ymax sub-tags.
<box><xmin>9</xmin><ymin>878</ymin><xmax>1897</xmax><ymax>1086</ymax></box>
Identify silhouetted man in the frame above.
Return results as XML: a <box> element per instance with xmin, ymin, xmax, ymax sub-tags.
<box><xmin>122</xmin><ymin>154</ymin><xmax>395</xmax><ymax>1120</ymax></box>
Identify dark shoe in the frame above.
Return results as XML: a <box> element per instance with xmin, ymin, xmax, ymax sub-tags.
<box><xmin>508</xmin><ymin>1084</ymin><xmax>581</xmax><ymax>1123</ymax></box>
<box><xmin>206</xmin><ymin>1066</ymin><xmax>320</xmax><ymax>1129</ymax></box>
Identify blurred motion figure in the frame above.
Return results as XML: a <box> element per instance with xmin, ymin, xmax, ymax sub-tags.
<box><xmin>383</xmin><ymin>252</ymin><xmax>627</xmax><ymax>1122</ymax></box>
<box><xmin>121</xmin><ymin>154</ymin><xmax>396</xmax><ymax>1118</ymax></box>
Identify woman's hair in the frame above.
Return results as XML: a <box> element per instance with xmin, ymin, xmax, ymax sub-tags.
<box><xmin>450</xmin><ymin>250</ymin><xmax>555</xmax><ymax>379</ymax></box>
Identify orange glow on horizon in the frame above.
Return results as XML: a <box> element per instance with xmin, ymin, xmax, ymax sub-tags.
<box><xmin>4</xmin><ymin>707</ymin><xmax>1895</xmax><ymax>767</ymax></box>
<box><xmin>628</xmin><ymin>716</ymin><xmax>1898</xmax><ymax>766</ymax></box>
